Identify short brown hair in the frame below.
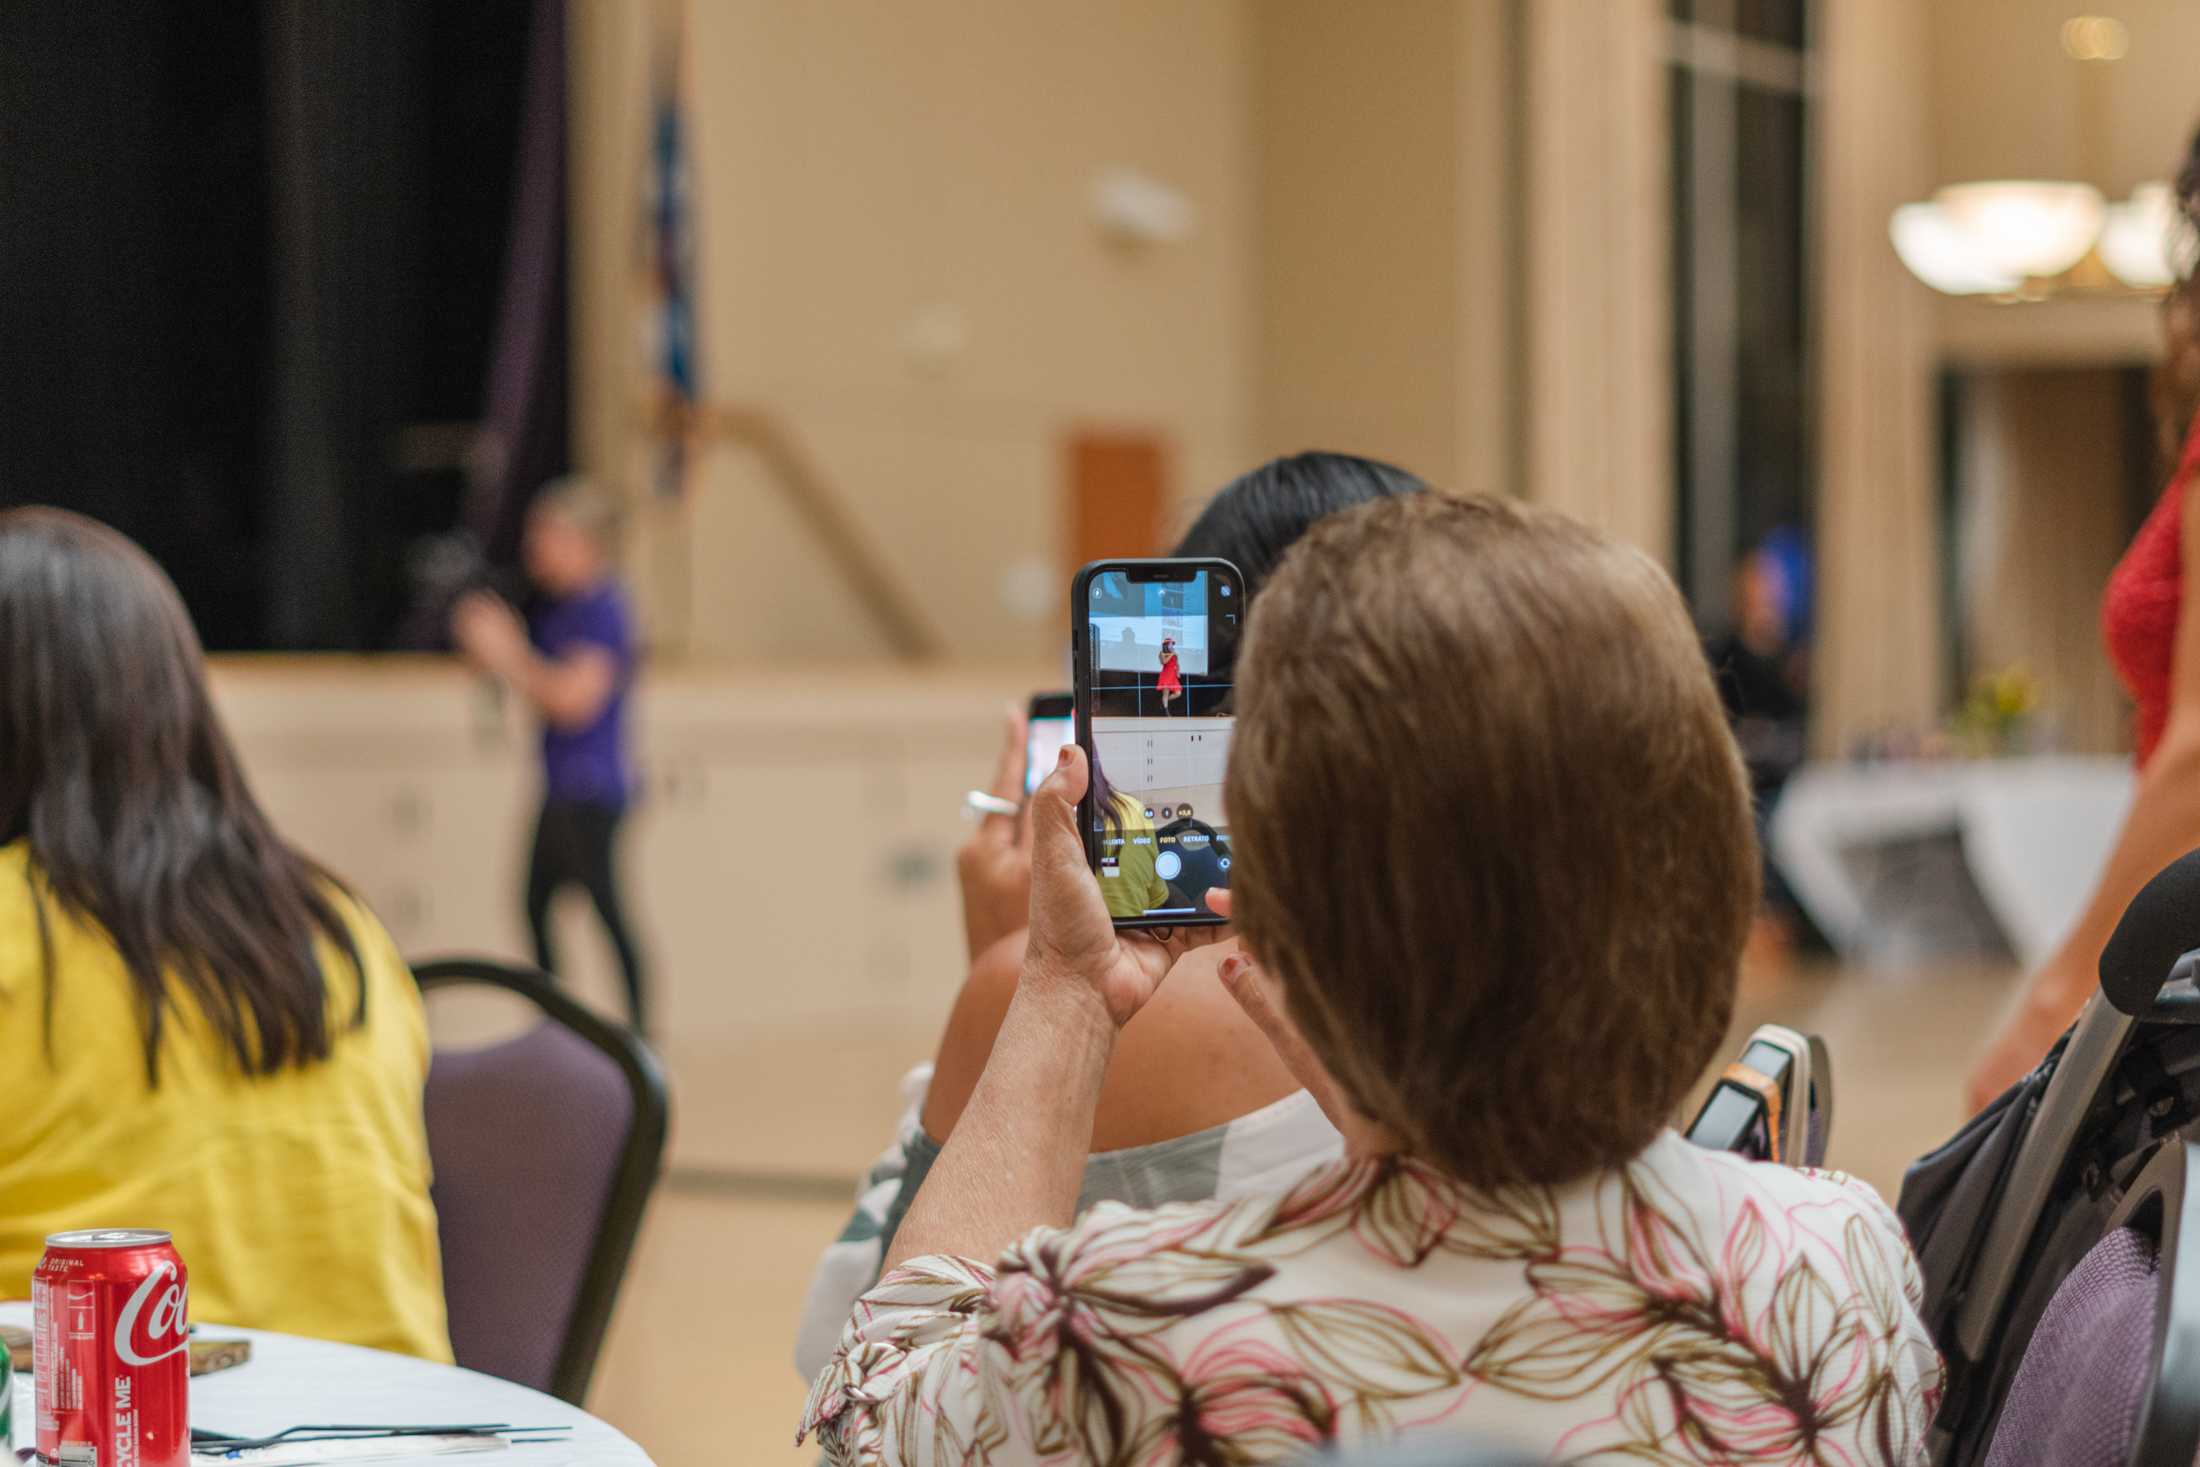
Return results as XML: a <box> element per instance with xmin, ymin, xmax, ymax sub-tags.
<box><xmin>1227</xmin><ymin>493</ymin><xmax>1757</xmax><ymax>1189</ymax></box>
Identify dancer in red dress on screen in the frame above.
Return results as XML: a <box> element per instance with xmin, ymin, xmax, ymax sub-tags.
<box><xmin>1967</xmin><ymin>131</ymin><xmax>2200</xmax><ymax>1108</ymax></box>
<box><xmin>1157</xmin><ymin>636</ymin><xmax>1183</xmax><ymax>714</ymax></box>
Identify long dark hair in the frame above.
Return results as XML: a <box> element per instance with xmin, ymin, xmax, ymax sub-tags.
<box><xmin>2155</xmin><ymin>127</ymin><xmax>2200</xmax><ymax>474</ymax></box>
<box><xmin>1093</xmin><ymin>451</ymin><xmax>1431</xmax><ymax>842</ymax></box>
<box><xmin>0</xmin><ymin>508</ymin><xmax>365</xmax><ymax>1084</ymax></box>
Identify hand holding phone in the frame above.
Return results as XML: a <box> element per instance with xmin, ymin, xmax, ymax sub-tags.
<box><xmin>1023</xmin><ymin>740</ymin><xmax>1231</xmax><ymax>1023</ymax></box>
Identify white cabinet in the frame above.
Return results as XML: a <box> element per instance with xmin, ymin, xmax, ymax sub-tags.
<box><xmin>626</xmin><ymin>749</ymin><xmax>886</xmax><ymax>1035</ymax></box>
<box><xmin>208</xmin><ymin>660</ymin><xmax>1032</xmax><ymax>1174</ymax></box>
<box><xmin>212</xmin><ymin>666</ymin><xmax>532</xmax><ymax>958</ymax></box>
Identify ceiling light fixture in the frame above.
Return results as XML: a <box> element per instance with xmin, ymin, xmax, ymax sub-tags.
<box><xmin>2060</xmin><ymin>15</ymin><xmax>2130</xmax><ymax>62</ymax></box>
<box><xmin>1890</xmin><ymin>180</ymin><xmax>2186</xmax><ymax>301</ymax></box>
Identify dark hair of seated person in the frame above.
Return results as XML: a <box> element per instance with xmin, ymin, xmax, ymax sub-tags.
<box><xmin>0</xmin><ymin>507</ymin><xmax>364</xmax><ymax>1084</ymax></box>
<box><xmin>1174</xmin><ymin>450</ymin><xmax>1428</xmax><ymax>600</ymax></box>
<box><xmin>923</xmin><ymin>452</ymin><xmax>1428</xmax><ymax>1150</ymax></box>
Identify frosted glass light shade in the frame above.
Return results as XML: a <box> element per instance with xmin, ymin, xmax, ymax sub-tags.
<box><xmin>1890</xmin><ymin>203</ymin><xmax>2021</xmax><ymax>296</ymax></box>
<box><xmin>2098</xmin><ymin>182</ymin><xmax>2188</xmax><ymax>290</ymax></box>
<box><xmin>1933</xmin><ymin>181</ymin><xmax>2105</xmax><ymax>280</ymax></box>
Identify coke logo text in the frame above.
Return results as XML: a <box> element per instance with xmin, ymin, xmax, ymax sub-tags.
<box><xmin>113</xmin><ymin>1260</ymin><xmax>188</xmax><ymax>1367</ymax></box>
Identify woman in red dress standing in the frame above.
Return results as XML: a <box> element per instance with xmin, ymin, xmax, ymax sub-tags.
<box><xmin>1968</xmin><ymin>134</ymin><xmax>2200</xmax><ymax>1108</ymax></box>
<box><xmin>1157</xmin><ymin>636</ymin><xmax>1184</xmax><ymax>714</ymax></box>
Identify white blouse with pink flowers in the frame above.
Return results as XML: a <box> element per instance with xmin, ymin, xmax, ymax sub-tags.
<box><xmin>798</xmin><ymin>1129</ymin><xmax>1942</xmax><ymax>1466</ymax></box>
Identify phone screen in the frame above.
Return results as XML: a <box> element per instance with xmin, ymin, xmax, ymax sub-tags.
<box><xmin>1079</xmin><ymin>563</ymin><xmax>1239</xmax><ymax>925</ymax></box>
<box><xmin>1025</xmin><ymin>715</ymin><xmax>1075</xmax><ymax>797</ymax></box>
<box><xmin>1687</xmin><ymin>1039</ymin><xmax>1797</xmax><ymax>1160</ymax></box>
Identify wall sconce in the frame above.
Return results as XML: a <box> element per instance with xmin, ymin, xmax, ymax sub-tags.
<box><xmin>1091</xmin><ymin>169</ymin><xmax>1194</xmax><ymax>248</ymax></box>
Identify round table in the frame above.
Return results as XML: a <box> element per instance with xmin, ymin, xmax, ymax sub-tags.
<box><xmin>1</xmin><ymin>1303</ymin><xmax>651</xmax><ymax>1466</ymax></box>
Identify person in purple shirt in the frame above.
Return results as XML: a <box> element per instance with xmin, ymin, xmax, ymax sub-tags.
<box><xmin>450</xmin><ymin>479</ymin><xmax>647</xmax><ymax>1031</ymax></box>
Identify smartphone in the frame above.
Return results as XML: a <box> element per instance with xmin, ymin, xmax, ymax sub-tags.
<box><xmin>1024</xmin><ymin>692</ymin><xmax>1074</xmax><ymax>798</ymax></box>
<box><xmin>1685</xmin><ymin>1024</ymin><xmax>1833</xmax><ymax>1166</ymax></box>
<box><xmin>1071</xmin><ymin>558</ymin><xmax>1244</xmax><ymax>929</ymax></box>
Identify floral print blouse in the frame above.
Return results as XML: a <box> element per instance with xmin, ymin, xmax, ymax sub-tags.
<box><xmin>798</xmin><ymin>1129</ymin><xmax>1942</xmax><ymax>1465</ymax></box>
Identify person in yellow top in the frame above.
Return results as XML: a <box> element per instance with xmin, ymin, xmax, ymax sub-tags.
<box><xmin>1089</xmin><ymin>750</ymin><xmax>1169</xmax><ymax>920</ymax></box>
<box><xmin>0</xmin><ymin>508</ymin><xmax>451</xmax><ymax>1363</ymax></box>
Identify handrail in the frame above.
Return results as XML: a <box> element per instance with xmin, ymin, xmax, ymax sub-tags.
<box><xmin>648</xmin><ymin>399</ymin><xmax>947</xmax><ymax>662</ymax></box>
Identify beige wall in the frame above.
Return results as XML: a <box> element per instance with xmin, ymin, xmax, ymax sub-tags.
<box><xmin>1956</xmin><ymin>370</ymin><xmax>2135</xmax><ymax>753</ymax></box>
<box><xmin>1249</xmin><ymin>0</ymin><xmax>1513</xmax><ymax>500</ymax></box>
<box><xmin>1928</xmin><ymin>0</ymin><xmax>2200</xmax><ymax>197</ymax></box>
<box><xmin>1521</xmin><ymin>0</ymin><xmax>1669</xmax><ymax>558</ymax></box>
<box><xmin>1249</xmin><ymin>0</ymin><xmax>1666</xmax><ymax>542</ymax></box>
<box><xmin>1814</xmin><ymin>0</ymin><xmax>1945</xmax><ymax>750</ymax></box>
<box><xmin>572</xmin><ymin>0</ymin><xmax>1693</xmax><ymax>670</ymax></box>
<box><xmin>567</xmin><ymin>0</ymin><xmax>2183</xmax><ymax>728</ymax></box>
<box><xmin>572</xmin><ymin>0</ymin><xmax>1257</xmax><ymax>662</ymax></box>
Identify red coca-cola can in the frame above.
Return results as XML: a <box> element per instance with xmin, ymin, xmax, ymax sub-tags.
<box><xmin>32</xmin><ymin>1229</ymin><xmax>189</xmax><ymax>1467</ymax></box>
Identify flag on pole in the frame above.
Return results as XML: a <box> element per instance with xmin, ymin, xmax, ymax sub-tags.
<box><xmin>641</xmin><ymin>19</ymin><xmax>700</xmax><ymax>497</ymax></box>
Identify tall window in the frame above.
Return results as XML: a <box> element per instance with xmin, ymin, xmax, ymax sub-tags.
<box><xmin>1667</xmin><ymin>0</ymin><xmax>1812</xmax><ymax>634</ymax></box>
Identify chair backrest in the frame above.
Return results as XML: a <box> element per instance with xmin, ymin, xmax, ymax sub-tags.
<box><xmin>1981</xmin><ymin>1139</ymin><xmax>2200</xmax><ymax>1467</ymax></box>
<box><xmin>1981</xmin><ymin>1226</ymin><xmax>2158</xmax><ymax>1467</ymax></box>
<box><xmin>1950</xmin><ymin>993</ymin><xmax>2138</xmax><ymax>1365</ymax></box>
<box><xmin>412</xmin><ymin>956</ymin><xmax>669</xmax><ymax>1405</ymax></box>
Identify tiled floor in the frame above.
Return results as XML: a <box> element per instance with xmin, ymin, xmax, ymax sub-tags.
<box><xmin>579</xmin><ymin>959</ymin><xmax>2021</xmax><ymax>1465</ymax></box>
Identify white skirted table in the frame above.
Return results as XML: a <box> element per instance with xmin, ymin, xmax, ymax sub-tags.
<box><xmin>1</xmin><ymin>1303</ymin><xmax>652</xmax><ymax>1466</ymax></box>
<box><xmin>1768</xmin><ymin>755</ymin><xmax>2134</xmax><ymax>968</ymax></box>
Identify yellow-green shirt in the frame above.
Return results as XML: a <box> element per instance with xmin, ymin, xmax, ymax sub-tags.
<box><xmin>0</xmin><ymin>842</ymin><xmax>452</xmax><ymax>1361</ymax></box>
<box><xmin>1100</xmin><ymin>794</ymin><xmax>1169</xmax><ymax>919</ymax></box>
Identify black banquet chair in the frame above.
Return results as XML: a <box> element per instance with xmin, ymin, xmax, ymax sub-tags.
<box><xmin>412</xmin><ymin>955</ymin><xmax>670</xmax><ymax>1405</ymax></box>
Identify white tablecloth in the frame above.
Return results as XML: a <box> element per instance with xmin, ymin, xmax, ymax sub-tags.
<box><xmin>1</xmin><ymin>1303</ymin><xmax>651</xmax><ymax>1466</ymax></box>
<box><xmin>1768</xmin><ymin>756</ymin><xmax>2134</xmax><ymax>969</ymax></box>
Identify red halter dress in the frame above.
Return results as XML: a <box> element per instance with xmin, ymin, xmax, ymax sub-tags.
<box><xmin>2104</xmin><ymin>417</ymin><xmax>2200</xmax><ymax>768</ymax></box>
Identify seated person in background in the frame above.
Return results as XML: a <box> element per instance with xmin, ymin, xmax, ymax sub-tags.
<box><xmin>1707</xmin><ymin>542</ymin><xmax>1809</xmax><ymax>955</ymax></box>
<box><xmin>801</xmin><ymin>494</ymin><xmax>1940</xmax><ymax>1463</ymax></box>
<box><xmin>796</xmin><ymin>453</ymin><xmax>1426</xmax><ymax>1376</ymax></box>
<box><xmin>0</xmin><ymin>508</ymin><xmax>452</xmax><ymax>1362</ymax></box>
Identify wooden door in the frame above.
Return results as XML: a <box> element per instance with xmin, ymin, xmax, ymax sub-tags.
<box><xmin>1067</xmin><ymin>431</ymin><xmax>1171</xmax><ymax>570</ymax></box>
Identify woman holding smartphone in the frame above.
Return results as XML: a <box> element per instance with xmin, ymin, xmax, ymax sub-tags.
<box><xmin>797</xmin><ymin>453</ymin><xmax>1428</xmax><ymax>1378</ymax></box>
<box><xmin>801</xmin><ymin>494</ymin><xmax>1937</xmax><ymax>1462</ymax></box>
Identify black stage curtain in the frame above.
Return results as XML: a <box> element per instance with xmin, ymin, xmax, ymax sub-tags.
<box><xmin>0</xmin><ymin>0</ymin><xmax>549</xmax><ymax>651</ymax></box>
<box><xmin>261</xmin><ymin>0</ymin><xmax>423</xmax><ymax>649</ymax></box>
<box><xmin>466</xmin><ymin>0</ymin><xmax>570</xmax><ymax>569</ymax></box>
<box><xmin>0</xmin><ymin>1</ymin><xmax>271</xmax><ymax>649</ymax></box>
